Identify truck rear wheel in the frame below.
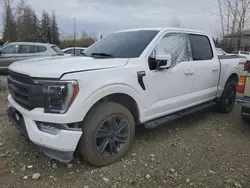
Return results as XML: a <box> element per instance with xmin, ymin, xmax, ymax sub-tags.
<box><xmin>216</xmin><ymin>79</ymin><xmax>237</xmax><ymax>113</ymax></box>
<box><xmin>78</xmin><ymin>102</ymin><xmax>135</xmax><ymax>167</ymax></box>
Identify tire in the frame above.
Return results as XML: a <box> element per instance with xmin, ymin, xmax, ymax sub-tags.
<box><xmin>241</xmin><ymin>116</ymin><xmax>250</xmax><ymax>123</ymax></box>
<box><xmin>216</xmin><ymin>79</ymin><xmax>237</xmax><ymax>113</ymax></box>
<box><xmin>241</xmin><ymin>107</ymin><xmax>250</xmax><ymax>123</ymax></box>
<box><xmin>78</xmin><ymin>102</ymin><xmax>135</xmax><ymax>167</ymax></box>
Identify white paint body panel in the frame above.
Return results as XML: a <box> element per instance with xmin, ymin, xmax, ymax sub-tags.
<box><xmin>8</xmin><ymin>27</ymin><xmax>242</xmax><ymax>153</ymax></box>
<box><xmin>8</xmin><ymin>96</ymin><xmax>82</xmax><ymax>152</ymax></box>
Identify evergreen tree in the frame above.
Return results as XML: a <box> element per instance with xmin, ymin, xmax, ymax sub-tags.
<box><xmin>32</xmin><ymin>11</ymin><xmax>41</xmax><ymax>42</ymax></box>
<box><xmin>2</xmin><ymin>0</ymin><xmax>17</xmax><ymax>42</ymax></box>
<box><xmin>40</xmin><ymin>10</ymin><xmax>52</xmax><ymax>43</ymax></box>
<box><xmin>51</xmin><ymin>11</ymin><xmax>60</xmax><ymax>45</ymax></box>
<box><xmin>15</xmin><ymin>1</ymin><xmax>40</xmax><ymax>42</ymax></box>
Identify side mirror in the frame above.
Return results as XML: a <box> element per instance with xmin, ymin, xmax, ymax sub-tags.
<box><xmin>155</xmin><ymin>53</ymin><xmax>172</xmax><ymax>69</ymax></box>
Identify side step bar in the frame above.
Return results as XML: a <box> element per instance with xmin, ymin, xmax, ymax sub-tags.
<box><xmin>144</xmin><ymin>101</ymin><xmax>216</xmax><ymax>129</ymax></box>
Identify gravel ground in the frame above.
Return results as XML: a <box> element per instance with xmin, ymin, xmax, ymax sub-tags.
<box><xmin>1</xmin><ymin>76</ymin><xmax>250</xmax><ymax>188</ymax></box>
<box><xmin>0</xmin><ymin>75</ymin><xmax>8</xmax><ymax>99</ymax></box>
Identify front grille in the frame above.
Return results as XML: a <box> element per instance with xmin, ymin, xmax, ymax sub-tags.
<box><xmin>8</xmin><ymin>71</ymin><xmax>45</xmax><ymax>110</ymax></box>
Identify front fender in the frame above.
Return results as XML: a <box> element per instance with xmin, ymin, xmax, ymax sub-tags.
<box><xmin>78</xmin><ymin>84</ymin><xmax>142</xmax><ymax>121</ymax></box>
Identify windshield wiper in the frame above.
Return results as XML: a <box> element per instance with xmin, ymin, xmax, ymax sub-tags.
<box><xmin>91</xmin><ymin>53</ymin><xmax>114</xmax><ymax>58</ymax></box>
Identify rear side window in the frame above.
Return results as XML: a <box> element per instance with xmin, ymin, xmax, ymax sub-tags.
<box><xmin>37</xmin><ymin>46</ymin><xmax>47</xmax><ymax>53</ymax></box>
<box><xmin>189</xmin><ymin>34</ymin><xmax>213</xmax><ymax>60</ymax></box>
<box><xmin>18</xmin><ymin>45</ymin><xmax>36</xmax><ymax>54</ymax></box>
<box><xmin>232</xmin><ymin>51</ymin><xmax>239</xmax><ymax>54</ymax></box>
<box><xmin>240</xmin><ymin>51</ymin><xmax>249</xmax><ymax>55</ymax></box>
<box><xmin>75</xmin><ymin>49</ymin><xmax>81</xmax><ymax>55</ymax></box>
<box><xmin>64</xmin><ymin>49</ymin><xmax>73</xmax><ymax>54</ymax></box>
<box><xmin>51</xmin><ymin>45</ymin><xmax>63</xmax><ymax>55</ymax></box>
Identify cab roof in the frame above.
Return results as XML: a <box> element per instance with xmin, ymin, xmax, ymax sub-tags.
<box><xmin>116</xmin><ymin>27</ymin><xmax>209</xmax><ymax>36</ymax></box>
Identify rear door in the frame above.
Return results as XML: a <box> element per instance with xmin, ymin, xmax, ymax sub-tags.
<box><xmin>36</xmin><ymin>45</ymin><xmax>48</xmax><ymax>57</ymax></box>
<box><xmin>188</xmin><ymin>34</ymin><xmax>220</xmax><ymax>103</ymax></box>
<box><xmin>10</xmin><ymin>44</ymin><xmax>38</xmax><ymax>63</ymax></box>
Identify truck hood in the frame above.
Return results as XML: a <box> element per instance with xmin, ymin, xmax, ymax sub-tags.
<box><xmin>8</xmin><ymin>56</ymin><xmax>129</xmax><ymax>78</ymax></box>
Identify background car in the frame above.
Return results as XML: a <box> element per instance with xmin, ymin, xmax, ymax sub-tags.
<box><xmin>62</xmin><ymin>47</ymin><xmax>87</xmax><ymax>56</ymax></box>
<box><xmin>0</xmin><ymin>42</ymin><xmax>64</xmax><ymax>73</ymax></box>
<box><xmin>231</xmin><ymin>51</ymin><xmax>250</xmax><ymax>61</ymax></box>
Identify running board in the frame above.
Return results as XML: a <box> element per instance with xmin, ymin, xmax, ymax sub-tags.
<box><xmin>144</xmin><ymin>101</ymin><xmax>216</xmax><ymax>129</ymax></box>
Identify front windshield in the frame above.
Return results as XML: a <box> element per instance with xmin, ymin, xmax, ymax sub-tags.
<box><xmin>83</xmin><ymin>30</ymin><xmax>159</xmax><ymax>58</ymax></box>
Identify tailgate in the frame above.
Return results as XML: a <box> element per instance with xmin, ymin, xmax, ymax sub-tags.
<box><xmin>243</xmin><ymin>71</ymin><xmax>250</xmax><ymax>97</ymax></box>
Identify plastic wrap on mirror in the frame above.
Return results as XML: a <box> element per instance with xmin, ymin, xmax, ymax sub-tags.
<box><xmin>155</xmin><ymin>33</ymin><xmax>192</xmax><ymax>67</ymax></box>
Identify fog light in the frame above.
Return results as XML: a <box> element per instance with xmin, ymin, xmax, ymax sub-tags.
<box><xmin>37</xmin><ymin>122</ymin><xmax>63</xmax><ymax>135</ymax></box>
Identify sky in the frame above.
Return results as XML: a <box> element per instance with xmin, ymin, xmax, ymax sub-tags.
<box><xmin>0</xmin><ymin>0</ymin><xmax>220</xmax><ymax>38</ymax></box>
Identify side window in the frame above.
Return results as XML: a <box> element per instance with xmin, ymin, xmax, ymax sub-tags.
<box><xmin>154</xmin><ymin>33</ymin><xmax>192</xmax><ymax>67</ymax></box>
<box><xmin>240</xmin><ymin>51</ymin><xmax>249</xmax><ymax>55</ymax></box>
<box><xmin>189</xmin><ymin>34</ymin><xmax>213</xmax><ymax>60</ymax></box>
<box><xmin>65</xmin><ymin>49</ymin><xmax>73</xmax><ymax>54</ymax></box>
<box><xmin>75</xmin><ymin>49</ymin><xmax>81</xmax><ymax>55</ymax></box>
<box><xmin>1</xmin><ymin>45</ymin><xmax>18</xmax><ymax>54</ymax></box>
<box><xmin>37</xmin><ymin>46</ymin><xmax>47</xmax><ymax>53</ymax></box>
<box><xmin>18</xmin><ymin>45</ymin><xmax>36</xmax><ymax>54</ymax></box>
<box><xmin>30</xmin><ymin>45</ymin><xmax>36</xmax><ymax>53</ymax></box>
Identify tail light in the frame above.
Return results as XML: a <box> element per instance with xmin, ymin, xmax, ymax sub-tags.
<box><xmin>244</xmin><ymin>61</ymin><xmax>249</xmax><ymax>70</ymax></box>
<box><xmin>52</xmin><ymin>54</ymin><xmax>57</xmax><ymax>57</ymax></box>
<box><xmin>237</xmin><ymin>76</ymin><xmax>246</xmax><ymax>93</ymax></box>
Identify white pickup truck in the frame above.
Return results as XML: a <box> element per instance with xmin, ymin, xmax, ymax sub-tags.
<box><xmin>7</xmin><ymin>28</ymin><xmax>247</xmax><ymax>167</ymax></box>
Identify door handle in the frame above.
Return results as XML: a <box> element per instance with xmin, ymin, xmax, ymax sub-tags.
<box><xmin>212</xmin><ymin>67</ymin><xmax>219</xmax><ymax>71</ymax></box>
<box><xmin>184</xmin><ymin>70</ymin><xmax>190</xmax><ymax>75</ymax></box>
<box><xmin>188</xmin><ymin>70</ymin><xmax>194</xmax><ymax>75</ymax></box>
<box><xmin>184</xmin><ymin>70</ymin><xmax>194</xmax><ymax>75</ymax></box>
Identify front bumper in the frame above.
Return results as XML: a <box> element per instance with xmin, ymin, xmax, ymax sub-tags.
<box><xmin>7</xmin><ymin>96</ymin><xmax>82</xmax><ymax>163</ymax></box>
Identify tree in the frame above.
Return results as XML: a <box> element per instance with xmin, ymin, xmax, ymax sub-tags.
<box><xmin>14</xmin><ymin>0</ymin><xmax>41</xmax><ymax>42</ymax></box>
<box><xmin>2</xmin><ymin>0</ymin><xmax>17</xmax><ymax>42</ymax></box>
<box><xmin>15</xmin><ymin>0</ymin><xmax>26</xmax><ymax>41</ymax></box>
<box><xmin>216</xmin><ymin>0</ymin><xmax>250</xmax><ymax>51</ymax></box>
<box><xmin>32</xmin><ymin>10</ymin><xmax>41</xmax><ymax>42</ymax></box>
<box><xmin>51</xmin><ymin>11</ymin><xmax>60</xmax><ymax>45</ymax></box>
<box><xmin>40</xmin><ymin>10</ymin><xmax>51</xmax><ymax>43</ymax></box>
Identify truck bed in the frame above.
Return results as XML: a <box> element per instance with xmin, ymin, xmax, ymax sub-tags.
<box><xmin>218</xmin><ymin>54</ymin><xmax>246</xmax><ymax>92</ymax></box>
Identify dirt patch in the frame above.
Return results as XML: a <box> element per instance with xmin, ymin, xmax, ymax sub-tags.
<box><xmin>0</xmin><ymin>103</ymin><xmax>250</xmax><ymax>188</ymax></box>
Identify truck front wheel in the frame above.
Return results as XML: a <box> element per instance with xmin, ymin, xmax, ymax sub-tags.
<box><xmin>78</xmin><ymin>102</ymin><xmax>135</xmax><ymax>167</ymax></box>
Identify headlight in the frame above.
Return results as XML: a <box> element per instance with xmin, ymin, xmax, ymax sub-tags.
<box><xmin>36</xmin><ymin>80</ymin><xmax>79</xmax><ymax>114</ymax></box>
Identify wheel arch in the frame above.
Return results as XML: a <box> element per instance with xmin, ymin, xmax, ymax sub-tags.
<box><xmin>220</xmin><ymin>67</ymin><xmax>240</xmax><ymax>89</ymax></box>
<box><xmin>227</xmin><ymin>73</ymin><xmax>239</xmax><ymax>83</ymax></box>
<box><xmin>80</xmin><ymin>85</ymin><xmax>142</xmax><ymax>125</ymax></box>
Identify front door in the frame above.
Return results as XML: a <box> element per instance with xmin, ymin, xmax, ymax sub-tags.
<box><xmin>143</xmin><ymin>32</ymin><xmax>196</xmax><ymax>121</ymax></box>
<box><xmin>0</xmin><ymin>44</ymin><xmax>19</xmax><ymax>70</ymax></box>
